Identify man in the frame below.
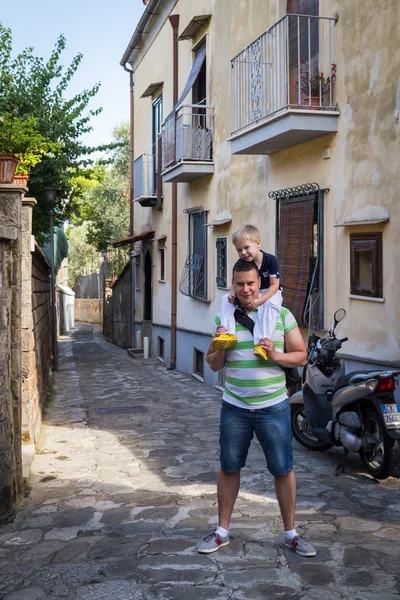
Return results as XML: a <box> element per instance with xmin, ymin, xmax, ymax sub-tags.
<box><xmin>197</xmin><ymin>259</ymin><xmax>316</xmax><ymax>557</ymax></box>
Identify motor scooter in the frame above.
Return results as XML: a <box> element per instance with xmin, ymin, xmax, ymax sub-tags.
<box><xmin>289</xmin><ymin>308</ymin><xmax>400</xmax><ymax>478</ymax></box>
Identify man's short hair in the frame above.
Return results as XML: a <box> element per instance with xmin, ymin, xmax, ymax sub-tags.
<box><xmin>232</xmin><ymin>224</ymin><xmax>261</xmax><ymax>245</ymax></box>
<box><xmin>232</xmin><ymin>259</ymin><xmax>259</xmax><ymax>278</ymax></box>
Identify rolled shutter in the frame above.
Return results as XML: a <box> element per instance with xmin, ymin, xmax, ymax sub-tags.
<box><xmin>277</xmin><ymin>195</ymin><xmax>315</xmax><ymax>326</ymax></box>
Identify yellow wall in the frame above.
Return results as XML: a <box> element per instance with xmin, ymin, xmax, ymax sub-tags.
<box><xmin>130</xmin><ymin>0</ymin><xmax>400</xmax><ymax>364</ymax></box>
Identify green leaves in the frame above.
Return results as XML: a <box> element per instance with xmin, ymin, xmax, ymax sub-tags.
<box><xmin>0</xmin><ymin>23</ymin><xmax>118</xmax><ymax>242</ymax></box>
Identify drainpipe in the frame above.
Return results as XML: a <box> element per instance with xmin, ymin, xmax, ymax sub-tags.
<box><xmin>123</xmin><ymin>64</ymin><xmax>136</xmax><ymax>349</ymax></box>
<box><xmin>168</xmin><ymin>14</ymin><xmax>179</xmax><ymax>370</ymax></box>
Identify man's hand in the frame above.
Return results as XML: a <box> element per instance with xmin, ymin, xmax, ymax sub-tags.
<box><xmin>258</xmin><ymin>338</ymin><xmax>277</xmax><ymax>361</ymax></box>
<box><xmin>228</xmin><ymin>292</ymin><xmax>236</xmax><ymax>304</ymax></box>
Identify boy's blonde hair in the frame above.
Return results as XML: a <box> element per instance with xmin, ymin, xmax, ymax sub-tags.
<box><xmin>232</xmin><ymin>224</ymin><xmax>261</xmax><ymax>245</ymax></box>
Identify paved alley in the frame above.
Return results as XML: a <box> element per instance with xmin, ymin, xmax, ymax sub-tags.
<box><xmin>0</xmin><ymin>324</ymin><xmax>400</xmax><ymax>599</ymax></box>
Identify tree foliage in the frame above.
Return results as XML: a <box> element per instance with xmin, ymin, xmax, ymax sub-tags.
<box><xmin>67</xmin><ymin>124</ymin><xmax>130</xmax><ymax>285</ymax></box>
<box><xmin>75</xmin><ymin>123</ymin><xmax>130</xmax><ymax>252</ymax></box>
<box><xmin>0</xmin><ymin>24</ymin><xmax>117</xmax><ymax>242</ymax></box>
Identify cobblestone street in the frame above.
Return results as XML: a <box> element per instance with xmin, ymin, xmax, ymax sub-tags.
<box><xmin>0</xmin><ymin>323</ymin><xmax>399</xmax><ymax>599</ymax></box>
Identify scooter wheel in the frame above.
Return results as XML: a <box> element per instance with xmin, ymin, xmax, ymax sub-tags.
<box><xmin>359</xmin><ymin>409</ymin><xmax>397</xmax><ymax>479</ymax></box>
<box><xmin>290</xmin><ymin>404</ymin><xmax>333</xmax><ymax>451</ymax></box>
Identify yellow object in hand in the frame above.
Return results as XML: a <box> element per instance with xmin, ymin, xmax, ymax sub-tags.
<box><xmin>254</xmin><ymin>345</ymin><xmax>268</xmax><ymax>361</ymax></box>
<box><xmin>212</xmin><ymin>333</ymin><xmax>237</xmax><ymax>351</ymax></box>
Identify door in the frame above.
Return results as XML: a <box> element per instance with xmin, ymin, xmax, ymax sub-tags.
<box><xmin>144</xmin><ymin>250</ymin><xmax>152</xmax><ymax>322</ymax></box>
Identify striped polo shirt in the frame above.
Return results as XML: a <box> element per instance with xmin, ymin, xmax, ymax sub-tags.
<box><xmin>213</xmin><ymin>307</ymin><xmax>298</xmax><ymax>410</ymax></box>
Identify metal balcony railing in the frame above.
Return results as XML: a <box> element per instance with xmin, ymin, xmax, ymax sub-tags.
<box><xmin>162</xmin><ymin>104</ymin><xmax>214</xmax><ymax>170</ymax></box>
<box><xmin>133</xmin><ymin>153</ymin><xmax>157</xmax><ymax>200</ymax></box>
<box><xmin>230</xmin><ymin>14</ymin><xmax>337</xmax><ymax>135</ymax></box>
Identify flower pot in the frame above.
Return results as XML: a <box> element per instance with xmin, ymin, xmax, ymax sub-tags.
<box><xmin>13</xmin><ymin>173</ymin><xmax>29</xmax><ymax>186</ymax></box>
<box><xmin>0</xmin><ymin>154</ymin><xmax>19</xmax><ymax>183</ymax></box>
<box><xmin>302</xmin><ymin>96</ymin><xmax>321</xmax><ymax>109</ymax></box>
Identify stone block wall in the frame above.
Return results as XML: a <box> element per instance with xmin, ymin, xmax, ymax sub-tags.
<box><xmin>0</xmin><ymin>184</ymin><xmax>26</xmax><ymax>520</ymax></box>
<box><xmin>75</xmin><ymin>298</ymin><xmax>103</xmax><ymax>324</ymax></box>
<box><xmin>21</xmin><ymin>227</ymin><xmax>51</xmax><ymax>446</ymax></box>
<box><xmin>103</xmin><ymin>265</ymin><xmax>131</xmax><ymax>349</ymax></box>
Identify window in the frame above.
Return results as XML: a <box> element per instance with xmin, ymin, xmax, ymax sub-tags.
<box><xmin>193</xmin><ymin>348</ymin><xmax>204</xmax><ymax>379</ymax></box>
<box><xmin>179</xmin><ymin>210</ymin><xmax>208</xmax><ymax>300</ymax></box>
<box><xmin>159</xmin><ymin>248</ymin><xmax>165</xmax><ymax>282</ymax></box>
<box><xmin>275</xmin><ymin>185</ymin><xmax>324</xmax><ymax>329</ymax></box>
<box><xmin>152</xmin><ymin>94</ymin><xmax>163</xmax><ymax>194</ymax></box>
<box><xmin>158</xmin><ymin>336</ymin><xmax>164</xmax><ymax>361</ymax></box>
<box><xmin>135</xmin><ymin>255</ymin><xmax>141</xmax><ymax>291</ymax></box>
<box><xmin>216</xmin><ymin>237</ymin><xmax>228</xmax><ymax>288</ymax></box>
<box><xmin>350</xmin><ymin>233</ymin><xmax>382</xmax><ymax>298</ymax></box>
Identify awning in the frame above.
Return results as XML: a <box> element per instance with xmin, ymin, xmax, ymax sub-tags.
<box><xmin>141</xmin><ymin>82</ymin><xmax>163</xmax><ymax>98</ymax></box>
<box><xmin>112</xmin><ymin>230</ymin><xmax>155</xmax><ymax>248</ymax></box>
<box><xmin>335</xmin><ymin>218</ymin><xmax>389</xmax><ymax>227</ymax></box>
<box><xmin>175</xmin><ymin>44</ymin><xmax>206</xmax><ymax>110</ymax></box>
<box><xmin>178</xmin><ymin>15</ymin><xmax>211</xmax><ymax>41</ymax></box>
<box><xmin>204</xmin><ymin>218</ymin><xmax>232</xmax><ymax>227</ymax></box>
<box><xmin>152</xmin><ymin>234</ymin><xmax>167</xmax><ymax>242</ymax></box>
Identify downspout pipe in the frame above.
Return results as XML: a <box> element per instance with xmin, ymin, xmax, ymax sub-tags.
<box><xmin>168</xmin><ymin>14</ymin><xmax>179</xmax><ymax>370</ymax></box>
<box><xmin>122</xmin><ymin>63</ymin><xmax>136</xmax><ymax>349</ymax></box>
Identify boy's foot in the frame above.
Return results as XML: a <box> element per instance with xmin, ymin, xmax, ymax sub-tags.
<box><xmin>254</xmin><ymin>344</ymin><xmax>268</xmax><ymax>361</ymax></box>
<box><xmin>212</xmin><ymin>334</ymin><xmax>237</xmax><ymax>351</ymax></box>
<box><xmin>197</xmin><ymin>532</ymin><xmax>229</xmax><ymax>553</ymax></box>
<box><xmin>284</xmin><ymin>535</ymin><xmax>316</xmax><ymax>557</ymax></box>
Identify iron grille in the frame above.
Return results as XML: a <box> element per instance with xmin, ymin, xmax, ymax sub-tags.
<box><xmin>179</xmin><ymin>211</ymin><xmax>207</xmax><ymax>299</ymax></box>
<box><xmin>216</xmin><ymin>237</ymin><xmax>227</xmax><ymax>288</ymax></box>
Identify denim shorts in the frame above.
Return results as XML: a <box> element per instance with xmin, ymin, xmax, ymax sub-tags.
<box><xmin>219</xmin><ymin>399</ymin><xmax>293</xmax><ymax>478</ymax></box>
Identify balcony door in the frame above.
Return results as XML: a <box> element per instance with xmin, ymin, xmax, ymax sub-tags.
<box><xmin>287</xmin><ymin>0</ymin><xmax>319</xmax><ymax>106</ymax></box>
<box><xmin>152</xmin><ymin>94</ymin><xmax>162</xmax><ymax>194</ymax></box>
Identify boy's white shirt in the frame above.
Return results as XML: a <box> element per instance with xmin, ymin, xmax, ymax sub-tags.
<box><xmin>219</xmin><ymin>289</ymin><xmax>283</xmax><ymax>344</ymax></box>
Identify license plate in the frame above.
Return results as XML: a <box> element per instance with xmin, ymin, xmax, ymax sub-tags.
<box><xmin>381</xmin><ymin>404</ymin><xmax>400</xmax><ymax>429</ymax></box>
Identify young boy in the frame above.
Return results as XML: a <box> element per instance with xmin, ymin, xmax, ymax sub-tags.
<box><xmin>212</xmin><ymin>224</ymin><xmax>282</xmax><ymax>360</ymax></box>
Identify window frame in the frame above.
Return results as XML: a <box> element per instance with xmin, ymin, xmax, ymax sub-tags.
<box><xmin>158</xmin><ymin>247</ymin><xmax>166</xmax><ymax>283</ymax></box>
<box><xmin>193</xmin><ymin>347</ymin><xmax>205</xmax><ymax>380</ymax></box>
<box><xmin>152</xmin><ymin>94</ymin><xmax>163</xmax><ymax>194</ymax></box>
<box><xmin>188</xmin><ymin>210</ymin><xmax>208</xmax><ymax>300</ymax></box>
<box><xmin>135</xmin><ymin>255</ymin><xmax>141</xmax><ymax>291</ymax></box>
<box><xmin>158</xmin><ymin>336</ymin><xmax>165</xmax><ymax>362</ymax></box>
<box><xmin>350</xmin><ymin>232</ymin><xmax>382</xmax><ymax>298</ymax></box>
<box><xmin>216</xmin><ymin>236</ymin><xmax>228</xmax><ymax>289</ymax></box>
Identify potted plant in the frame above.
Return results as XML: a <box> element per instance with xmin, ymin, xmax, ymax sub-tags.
<box><xmin>0</xmin><ymin>109</ymin><xmax>56</xmax><ymax>184</ymax></box>
<box><xmin>295</xmin><ymin>60</ymin><xmax>337</xmax><ymax>108</ymax></box>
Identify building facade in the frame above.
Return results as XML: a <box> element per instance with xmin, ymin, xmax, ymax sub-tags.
<box><xmin>121</xmin><ymin>0</ymin><xmax>400</xmax><ymax>388</ymax></box>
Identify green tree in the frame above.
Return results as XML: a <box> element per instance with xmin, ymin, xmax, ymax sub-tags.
<box><xmin>0</xmin><ymin>24</ymin><xmax>117</xmax><ymax>242</ymax></box>
<box><xmin>76</xmin><ymin>123</ymin><xmax>130</xmax><ymax>252</ymax></box>
<box><xmin>67</xmin><ymin>223</ymin><xmax>100</xmax><ymax>289</ymax></box>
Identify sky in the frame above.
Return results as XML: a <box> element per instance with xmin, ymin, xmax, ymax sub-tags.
<box><xmin>1</xmin><ymin>0</ymin><xmax>144</xmax><ymax>149</ymax></box>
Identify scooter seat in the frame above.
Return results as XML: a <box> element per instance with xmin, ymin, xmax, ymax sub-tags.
<box><xmin>335</xmin><ymin>370</ymin><xmax>377</xmax><ymax>389</ymax></box>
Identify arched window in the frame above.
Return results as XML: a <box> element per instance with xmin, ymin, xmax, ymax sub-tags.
<box><xmin>287</xmin><ymin>0</ymin><xmax>320</xmax><ymax>105</ymax></box>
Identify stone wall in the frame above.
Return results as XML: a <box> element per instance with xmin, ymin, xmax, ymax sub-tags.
<box><xmin>75</xmin><ymin>298</ymin><xmax>103</xmax><ymax>324</ymax></box>
<box><xmin>21</xmin><ymin>235</ymin><xmax>51</xmax><ymax>447</ymax></box>
<box><xmin>103</xmin><ymin>264</ymin><xmax>131</xmax><ymax>349</ymax></box>
<box><xmin>75</xmin><ymin>272</ymin><xmax>100</xmax><ymax>299</ymax></box>
<box><xmin>0</xmin><ymin>184</ymin><xmax>26</xmax><ymax>520</ymax></box>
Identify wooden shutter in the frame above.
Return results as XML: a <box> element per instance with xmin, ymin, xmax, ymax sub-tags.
<box><xmin>277</xmin><ymin>195</ymin><xmax>315</xmax><ymax>325</ymax></box>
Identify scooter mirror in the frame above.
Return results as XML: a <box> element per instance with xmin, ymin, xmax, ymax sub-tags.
<box><xmin>333</xmin><ymin>308</ymin><xmax>346</xmax><ymax>330</ymax></box>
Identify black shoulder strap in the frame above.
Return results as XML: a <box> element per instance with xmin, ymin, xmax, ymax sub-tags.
<box><xmin>234</xmin><ymin>308</ymin><xmax>255</xmax><ymax>335</ymax></box>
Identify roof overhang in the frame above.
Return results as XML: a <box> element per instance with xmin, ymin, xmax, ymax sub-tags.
<box><xmin>120</xmin><ymin>0</ymin><xmax>178</xmax><ymax>69</ymax></box>
<box><xmin>178</xmin><ymin>15</ymin><xmax>211</xmax><ymax>41</ymax></box>
<box><xmin>204</xmin><ymin>218</ymin><xmax>232</xmax><ymax>227</ymax></box>
<box><xmin>112</xmin><ymin>230</ymin><xmax>155</xmax><ymax>248</ymax></box>
<box><xmin>335</xmin><ymin>218</ymin><xmax>389</xmax><ymax>227</ymax></box>
<box><xmin>141</xmin><ymin>82</ymin><xmax>163</xmax><ymax>98</ymax></box>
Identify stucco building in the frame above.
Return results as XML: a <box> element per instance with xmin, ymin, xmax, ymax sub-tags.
<box><xmin>120</xmin><ymin>0</ymin><xmax>400</xmax><ymax>387</ymax></box>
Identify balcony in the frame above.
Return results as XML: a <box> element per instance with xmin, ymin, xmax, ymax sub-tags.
<box><xmin>229</xmin><ymin>14</ymin><xmax>339</xmax><ymax>155</ymax></box>
<box><xmin>161</xmin><ymin>104</ymin><xmax>214</xmax><ymax>183</ymax></box>
<box><xmin>134</xmin><ymin>153</ymin><xmax>160</xmax><ymax>208</ymax></box>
